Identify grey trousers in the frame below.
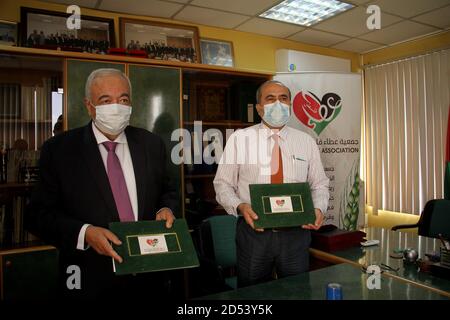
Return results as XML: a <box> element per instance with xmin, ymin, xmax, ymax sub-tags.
<box><xmin>236</xmin><ymin>217</ymin><xmax>311</xmax><ymax>288</ymax></box>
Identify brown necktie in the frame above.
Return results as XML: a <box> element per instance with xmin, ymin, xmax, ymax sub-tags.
<box><xmin>270</xmin><ymin>135</ymin><xmax>283</xmax><ymax>184</ymax></box>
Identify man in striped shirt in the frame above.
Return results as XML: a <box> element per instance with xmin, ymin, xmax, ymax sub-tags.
<box><xmin>213</xmin><ymin>80</ymin><xmax>329</xmax><ymax>288</ymax></box>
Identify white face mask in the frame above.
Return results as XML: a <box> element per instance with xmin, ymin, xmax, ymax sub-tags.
<box><xmin>94</xmin><ymin>103</ymin><xmax>132</xmax><ymax>136</ymax></box>
<box><xmin>263</xmin><ymin>100</ymin><xmax>291</xmax><ymax>127</ymax></box>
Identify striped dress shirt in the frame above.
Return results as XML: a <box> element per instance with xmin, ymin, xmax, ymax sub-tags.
<box><xmin>213</xmin><ymin>122</ymin><xmax>329</xmax><ymax>216</ymax></box>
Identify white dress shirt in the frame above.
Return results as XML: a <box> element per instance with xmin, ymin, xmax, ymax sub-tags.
<box><xmin>213</xmin><ymin>122</ymin><xmax>329</xmax><ymax>216</ymax></box>
<box><xmin>76</xmin><ymin>123</ymin><xmax>138</xmax><ymax>250</ymax></box>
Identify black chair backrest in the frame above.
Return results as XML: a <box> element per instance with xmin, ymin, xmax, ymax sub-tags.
<box><xmin>418</xmin><ymin>199</ymin><xmax>450</xmax><ymax>238</ymax></box>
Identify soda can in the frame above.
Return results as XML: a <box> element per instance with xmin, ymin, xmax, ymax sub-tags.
<box><xmin>326</xmin><ymin>283</ymin><xmax>343</xmax><ymax>300</ymax></box>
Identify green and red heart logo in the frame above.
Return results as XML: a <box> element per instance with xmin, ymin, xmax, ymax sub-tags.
<box><xmin>146</xmin><ymin>239</ymin><xmax>158</xmax><ymax>247</ymax></box>
<box><xmin>293</xmin><ymin>91</ymin><xmax>342</xmax><ymax>136</ymax></box>
<box><xmin>276</xmin><ymin>199</ymin><xmax>285</xmax><ymax>206</ymax></box>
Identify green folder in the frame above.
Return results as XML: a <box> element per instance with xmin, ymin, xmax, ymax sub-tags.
<box><xmin>109</xmin><ymin>219</ymin><xmax>199</xmax><ymax>275</ymax></box>
<box><xmin>249</xmin><ymin>183</ymin><xmax>316</xmax><ymax>229</ymax></box>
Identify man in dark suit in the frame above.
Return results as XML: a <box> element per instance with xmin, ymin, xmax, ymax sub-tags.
<box><xmin>27</xmin><ymin>68</ymin><xmax>177</xmax><ymax>300</ymax></box>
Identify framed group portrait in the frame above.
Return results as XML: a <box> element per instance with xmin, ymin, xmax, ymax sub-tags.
<box><xmin>119</xmin><ymin>18</ymin><xmax>201</xmax><ymax>63</ymax></box>
<box><xmin>20</xmin><ymin>7</ymin><xmax>115</xmax><ymax>54</ymax></box>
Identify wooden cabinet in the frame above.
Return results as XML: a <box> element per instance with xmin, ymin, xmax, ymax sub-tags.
<box><xmin>0</xmin><ymin>246</ymin><xmax>58</xmax><ymax>301</ymax></box>
<box><xmin>0</xmin><ymin>44</ymin><xmax>272</xmax><ymax>299</ymax></box>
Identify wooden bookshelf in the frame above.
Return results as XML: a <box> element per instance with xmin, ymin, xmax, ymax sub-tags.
<box><xmin>0</xmin><ymin>45</ymin><xmax>273</xmax><ymax>78</ymax></box>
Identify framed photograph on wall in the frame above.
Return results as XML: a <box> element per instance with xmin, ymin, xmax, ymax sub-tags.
<box><xmin>0</xmin><ymin>20</ymin><xmax>18</xmax><ymax>46</ymax></box>
<box><xmin>20</xmin><ymin>7</ymin><xmax>115</xmax><ymax>53</ymax></box>
<box><xmin>200</xmin><ymin>38</ymin><xmax>234</xmax><ymax>67</ymax></box>
<box><xmin>119</xmin><ymin>18</ymin><xmax>201</xmax><ymax>63</ymax></box>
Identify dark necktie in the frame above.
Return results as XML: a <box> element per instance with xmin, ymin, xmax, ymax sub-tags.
<box><xmin>102</xmin><ymin>141</ymin><xmax>134</xmax><ymax>222</ymax></box>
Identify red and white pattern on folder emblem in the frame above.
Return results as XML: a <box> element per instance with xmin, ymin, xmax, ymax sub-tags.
<box><xmin>146</xmin><ymin>238</ymin><xmax>159</xmax><ymax>247</ymax></box>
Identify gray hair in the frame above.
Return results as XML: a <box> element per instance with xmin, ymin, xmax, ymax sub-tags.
<box><xmin>85</xmin><ymin>68</ymin><xmax>132</xmax><ymax>101</ymax></box>
<box><xmin>256</xmin><ymin>80</ymin><xmax>291</xmax><ymax>104</ymax></box>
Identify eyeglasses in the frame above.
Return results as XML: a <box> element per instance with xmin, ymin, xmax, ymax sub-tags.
<box><xmin>380</xmin><ymin>263</ymin><xmax>399</xmax><ymax>272</ymax></box>
<box><xmin>362</xmin><ymin>263</ymin><xmax>400</xmax><ymax>274</ymax></box>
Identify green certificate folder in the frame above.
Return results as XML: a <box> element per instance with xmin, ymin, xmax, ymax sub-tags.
<box><xmin>109</xmin><ymin>219</ymin><xmax>199</xmax><ymax>275</ymax></box>
<box><xmin>249</xmin><ymin>183</ymin><xmax>316</xmax><ymax>229</ymax></box>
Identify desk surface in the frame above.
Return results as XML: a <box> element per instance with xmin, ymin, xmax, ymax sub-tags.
<box><xmin>202</xmin><ymin>263</ymin><xmax>448</xmax><ymax>300</ymax></box>
<box><xmin>311</xmin><ymin>227</ymin><xmax>450</xmax><ymax>296</ymax></box>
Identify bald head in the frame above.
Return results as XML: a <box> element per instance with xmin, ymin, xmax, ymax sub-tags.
<box><xmin>256</xmin><ymin>80</ymin><xmax>291</xmax><ymax>105</ymax></box>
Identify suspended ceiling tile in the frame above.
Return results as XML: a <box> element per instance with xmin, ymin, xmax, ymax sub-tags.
<box><xmin>174</xmin><ymin>6</ymin><xmax>250</xmax><ymax>29</ymax></box>
<box><xmin>40</xmin><ymin>0</ymin><xmax>98</xmax><ymax>8</ymax></box>
<box><xmin>288</xmin><ymin>29</ymin><xmax>350</xmax><ymax>47</ymax></box>
<box><xmin>236</xmin><ymin>18</ymin><xmax>305</xmax><ymax>38</ymax></box>
<box><xmin>359</xmin><ymin>20</ymin><xmax>439</xmax><ymax>44</ymax></box>
<box><xmin>332</xmin><ymin>38</ymin><xmax>383</xmax><ymax>52</ymax></box>
<box><xmin>99</xmin><ymin>0</ymin><xmax>183</xmax><ymax>18</ymax></box>
<box><xmin>412</xmin><ymin>5</ymin><xmax>450</xmax><ymax>29</ymax></box>
<box><xmin>161</xmin><ymin>0</ymin><xmax>191</xmax><ymax>3</ymax></box>
<box><xmin>190</xmin><ymin>0</ymin><xmax>280</xmax><ymax>16</ymax></box>
<box><xmin>314</xmin><ymin>6</ymin><xmax>402</xmax><ymax>37</ymax></box>
<box><xmin>346</xmin><ymin>0</ymin><xmax>372</xmax><ymax>4</ymax></box>
<box><xmin>368</xmin><ymin>0</ymin><xmax>450</xmax><ymax>18</ymax></box>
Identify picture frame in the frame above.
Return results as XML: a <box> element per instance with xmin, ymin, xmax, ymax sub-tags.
<box><xmin>119</xmin><ymin>18</ymin><xmax>201</xmax><ymax>63</ymax></box>
<box><xmin>20</xmin><ymin>7</ymin><xmax>115</xmax><ymax>54</ymax></box>
<box><xmin>0</xmin><ymin>20</ymin><xmax>18</xmax><ymax>46</ymax></box>
<box><xmin>190</xmin><ymin>81</ymin><xmax>230</xmax><ymax>121</ymax></box>
<box><xmin>200</xmin><ymin>38</ymin><xmax>234</xmax><ymax>67</ymax></box>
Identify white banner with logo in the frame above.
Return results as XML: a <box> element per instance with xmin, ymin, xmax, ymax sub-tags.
<box><xmin>275</xmin><ymin>72</ymin><xmax>364</xmax><ymax>230</ymax></box>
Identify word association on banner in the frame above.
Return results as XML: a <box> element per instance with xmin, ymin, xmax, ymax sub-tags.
<box><xmin>317</xmin><ymin>138</ymin><xmax>360</xmax><ymax>154</ymax></box>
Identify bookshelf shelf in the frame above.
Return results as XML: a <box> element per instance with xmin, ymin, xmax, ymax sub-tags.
<box><xmin>185</xmin><ymin>174</ymin><xmax>216</xmax><ymax>179</ymax></box>
<box><xmin>0</xmin><ymin>44</ymin><xmax>273</xmax><ymax>78</ymax></box>
<box><xmin>0</xmin><ymin>120</ymin><xmax>52</xmax><ymax>124</ymax></box>
<box><xmin>183</xmin><ymin>121</ymin><xmax>255</xmax><ymax>127</ymax></box>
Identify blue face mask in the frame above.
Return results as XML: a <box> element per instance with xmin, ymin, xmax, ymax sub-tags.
<box><xmin>263</xmin><ymin>100</ymin><xmax>291</xmax><ymax>127</ymax></box>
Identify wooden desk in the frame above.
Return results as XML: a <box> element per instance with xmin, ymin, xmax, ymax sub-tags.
<box><xmin>201</xmin><ymin>227</ymin><xmax>450</xmax><ymax>300</ymax></box>
<box><xmin>202</xmin><ymin>263</ymin><xmax>448</xmax><ymax>300</ymax></box>
<box><xmin>310</xmin><ymin>227</ymin><xmax>450</xmax><ymax>298</ymax></box>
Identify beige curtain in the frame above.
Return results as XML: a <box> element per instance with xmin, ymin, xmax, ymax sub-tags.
<box><xmin>364</xmin><ymin>49</ymin><xmax>450</xmax><ymax>215</ymax></box>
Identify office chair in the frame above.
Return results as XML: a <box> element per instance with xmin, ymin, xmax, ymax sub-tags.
<box><xmin>391</xmin><ymin>199</ymin><xmax>450</xmax><ymax>239</ymax></box>
<box><xmin>198</xmin><ymin>215</ymin><xmax>238</xmax><ymax>292</ymax></box>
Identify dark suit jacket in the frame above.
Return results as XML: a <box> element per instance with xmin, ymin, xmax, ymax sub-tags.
<box><xmin>27</xmin><ymin>123</ymin><xmax>177</xmax><ymax>299</ymax></box>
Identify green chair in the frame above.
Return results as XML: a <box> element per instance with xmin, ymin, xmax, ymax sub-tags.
<box><xmin>392</xmin><ymin>199</ymin><xmax>450</xmax><ymax>239</ymax></box>
<box><xmin>198</xmin><ymin>215</ymin><xmax>237</xmax><ymax>291</ymax></box>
